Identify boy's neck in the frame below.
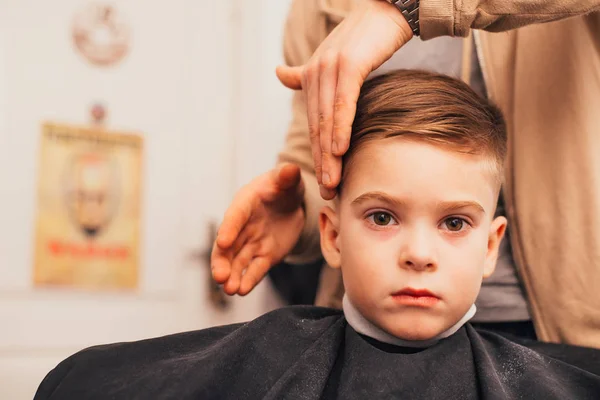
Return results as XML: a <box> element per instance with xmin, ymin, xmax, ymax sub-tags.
<box><xmin>342</xmin><ymin>295</ymin><xmax>476</xmax><ymax>348</ymax></box>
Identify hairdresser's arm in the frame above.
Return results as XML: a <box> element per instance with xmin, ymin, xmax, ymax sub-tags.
<box><xmin>421</xmin><ymin>0</ymin><xmax>600</xmax><ymax>39</ymax></box>
<box><xmin>276</xmin><ymin>0</ymin><xmax>600</xmax><ymax>199</ymax></box>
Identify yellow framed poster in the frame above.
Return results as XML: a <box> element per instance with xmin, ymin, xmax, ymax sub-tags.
<box><xmin>33</xmin><ymin>122</ymin><xmax>143</xmax><ymax>290</ymax></box>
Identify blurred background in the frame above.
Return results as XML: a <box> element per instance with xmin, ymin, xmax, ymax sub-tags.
<box><xmin>0</xmin><ymin>0</ymin><xmax>299</xmax><ymax>397</ymax></box>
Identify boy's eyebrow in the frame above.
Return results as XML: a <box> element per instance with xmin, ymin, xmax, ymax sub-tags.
<box><xmin>437</xmin><ymin>201</ymin><xmax>485</xmax><ymax>215</ymax></box>
<box><xmin>351</xmin><ymin>192</ymin><xmax>406</xmax><ymax>208</ymax></box>
<box><xmin>350</xmin><ymin>192</ymin><xmax>486</xmax><ymax>214</ymax></box>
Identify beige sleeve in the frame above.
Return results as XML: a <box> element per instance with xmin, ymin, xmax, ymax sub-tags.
<box><xmin>278</xmin><ymin>0</ymin><xmax>329</xmax><ymax>264</ymax></box>
<box><xmin>421</xmin><ymin>0</ymin><xmax>600</xmax><ymax>39</ymax></box>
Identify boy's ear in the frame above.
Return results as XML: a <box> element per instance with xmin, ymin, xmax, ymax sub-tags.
<box><xmin>483</xmin><ymin>216</ymin><xmax>507</xmax><ymax>278</ymax></box>
<box><xmin>318</xmin><ymin>206</ymin><xmax>341</xmax><ymax>269</ymax></box>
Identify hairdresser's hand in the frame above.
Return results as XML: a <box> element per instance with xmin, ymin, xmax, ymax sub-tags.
<box><xmin>276</xmin><ymin>0</ymin><xmax>412</xmax><ymax>199</ymax></box>
<box><xmin>211</xmin><ymin>163</ymin><xmax>305</xmax><ymax>295</ymax></box>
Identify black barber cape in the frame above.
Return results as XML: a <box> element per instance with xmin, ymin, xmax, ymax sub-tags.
<box><xmin>35</xmin><ymin>306</ymin><xmax>600</xmax><ymax>399</ymax></box>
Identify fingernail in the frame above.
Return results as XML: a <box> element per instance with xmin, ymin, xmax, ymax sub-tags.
<box><xmin>322</xmin><ymin>172</ymin><xmax>331</xmax><ymax>185</ymax></box>
<box><xmin>332</xmin><ymin>141</ymin><xmax>339</xmax><ymax>154</ymax></box>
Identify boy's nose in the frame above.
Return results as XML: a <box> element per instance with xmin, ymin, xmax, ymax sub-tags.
<box><xmin>398</xmin><ymin>229</ymin><xmax>437</xmax><ymax>272</ymax></box>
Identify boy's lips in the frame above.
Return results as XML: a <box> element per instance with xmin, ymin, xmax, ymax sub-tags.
<box><xmin>392</xmin><ymin>288</ymin><xmax>440</xmax><ymax>307</ymax></box>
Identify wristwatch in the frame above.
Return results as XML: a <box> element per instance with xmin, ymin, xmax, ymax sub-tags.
<box><xmin>388</xmin><ymin>0</ymin><xmax>420</xmax><ymax>36</ymax></box>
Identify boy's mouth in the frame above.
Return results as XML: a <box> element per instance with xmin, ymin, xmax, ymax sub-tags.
<box><xmin>392</xmin><ymin>288</ymin><xmax>440</xmax><ymax>307</ymax></box>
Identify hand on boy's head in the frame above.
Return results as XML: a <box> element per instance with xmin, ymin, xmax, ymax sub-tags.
<box><xmin>211</xmin><ymin>163</ymin><xmax>306</xmax><ymax>296</ymax></box>
<box><xmin>276</xmin><ymin>0</ymin><xmax>413</xmax><ymax>200</ymax></box>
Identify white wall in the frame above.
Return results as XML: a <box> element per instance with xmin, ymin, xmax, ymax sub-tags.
<box><xmin>0</xmin><ymin>2</ymin><xmax>291</xmax><ymax>397</ymax></box>
<box><xmin>232</xmin><ymin>0</ymin><xmax>294</xmax><ymax>191</ymax></box>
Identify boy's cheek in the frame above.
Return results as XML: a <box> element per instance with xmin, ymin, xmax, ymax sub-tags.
<box><xmin>343</xmin><ymin>238</ymin><xmax>396</xmax><ymax>274</ymax></box>
<box><xmin>443</xmin><ymin>228</ymin><xmax>488</xmax><ymax>252</ymax></box>
<box><xmin>343</xmin><ymin>227</ymin><xmax>396</xmax><ymax>259</ymax></box>
<box><xmin>444</xmin><ymin>248</ymin><xmax>489</xmax><ymax>283</ymax></box>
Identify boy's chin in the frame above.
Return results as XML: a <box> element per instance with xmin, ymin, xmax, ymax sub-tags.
<box><xmin>381</xmin><ymin>318</ymin><xmax>454</xmax><ymax>342</ymax></box>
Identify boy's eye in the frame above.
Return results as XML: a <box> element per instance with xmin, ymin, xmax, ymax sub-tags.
<box><xmin>368</xmin><ymin>212</ymin><xmax>396</xmax><ymax>226</ymax></box>
<box><xmin>443</xmin><ymin>217</ymin><xmax>466</xmax><ymax>232</ymax></box>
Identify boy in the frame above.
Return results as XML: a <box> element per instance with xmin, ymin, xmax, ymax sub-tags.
<box><xmin>35</xmin><ymin>71</ymin><xmax>600</xmax><ymax>399</ymax></box>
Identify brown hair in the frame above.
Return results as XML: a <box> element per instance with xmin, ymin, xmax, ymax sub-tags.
<box><xmin>341</xmin><ymin>69</ymin><xmax>507</xmax><ymax>189</ymax></box>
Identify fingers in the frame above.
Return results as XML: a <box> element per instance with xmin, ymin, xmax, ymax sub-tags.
<box><xmin>323</xmin><ymin>151</ymin><xmax>342</xmax><ymax>198</ymax></box>
<box><xmin>303</xmin><ymin>62</ymin><xmax>323</xmax><ymax>186</ymax></box>
<box><xmin>213</xmin><ymin>194</ymin><xmax>253</xmax><ymax>284</ymax></box>
<box><xmin>216</xmin><ymin>187</ymin><xmax>254</xmax><ymax>249</ymax></box>
<box><xmin>211</xmin><ymin>241</ymin><xmax>232</xmax><ymax>284</ymax></box>
<box><xmin>223</xmin><ymin>243</ymin><xmax>257</xmax><ymax>295</ymax></box>
<box><xmin>282</xmin><ymin>52</ymin><xmax>347</xmax><ymax>192</ymax></box>
<box><xmin>318</xmin><ymin>52</ymin><xmax>338</xmax><ymax>187</ymax></box>
<box><xmin>276</xmin><ymin>65</ymin><xmax>303</xmax><ymax>90</ymax></box>
<box><xmin>239</xmin><ymin>257</ymin><xmax>271</xmax><ymax>296</ymax></box>
<box><xmin>319</xmin><ymin>184</ymin><xmax>337</xmax><ymax>201</ymax></box>
<box><xmin>332</xmin><ymin>55</ymin><xmax>361</xmax><ymax>158</ymax></box>
<box><xmin>297</xmin><ymin>52</ymin><xmax>359</xmax><ymax>195</ymax></box>
<box><xmin>317</xmin><ymin>55</ymin><xmax>362</xmax><ymax>192</ymax></box>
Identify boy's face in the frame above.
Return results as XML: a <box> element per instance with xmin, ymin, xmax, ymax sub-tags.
<box><xmin>319</xmin><ymin>137</ymin><xmax>506</xmax><ymax>340</ymax></box>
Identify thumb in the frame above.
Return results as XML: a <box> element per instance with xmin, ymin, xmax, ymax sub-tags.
<box><xmin>276</xmin><ymin>65</ymin><xmax>303</xmax><ymax>90</ymax></box>
<box><xmin>276</xmin><ymin>163</ymin><xmax>302</xmax><ymax>191</ymax></box>
<box><xmin>262</xmin><ymin>163</ymin><xmax>304</xmax><ymax>204</ymax></box>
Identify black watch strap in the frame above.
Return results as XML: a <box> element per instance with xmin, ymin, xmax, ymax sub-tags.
<box><xmin>390</xmin><ymin>0</ymin><xmax>420</xmax><ymax>36</ymax></box>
